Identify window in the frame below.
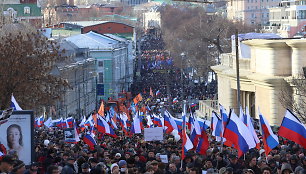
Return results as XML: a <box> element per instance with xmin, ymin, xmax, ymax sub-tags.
<box><xmin>98</xmin><ymin>61</ymin><xmax>104</xmax><ymax>67</ymax></box>
<box><xmin>24</xmin><ymin>7</ymin><xmax>30</xmax><ymax>14</ymax></box>
<box><xmin>98</xmin><ymin>72</ymin><xmax>104</xmax><ymax>83</ymax></box>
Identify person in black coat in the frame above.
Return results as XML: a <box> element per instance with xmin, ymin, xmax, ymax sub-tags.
<box><xmin>226</xmin><ymin>154</ymin><xmax>243</xmax><ymax>174</ymax></box>
<box><xmin>61</xmin><ymin>157</ymin><xmax>76</xmax><ymax>174</ymax></box>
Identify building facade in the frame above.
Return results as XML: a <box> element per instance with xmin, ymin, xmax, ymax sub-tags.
<box><xmin>65</xmin><ymin>31</ymin><xmax>134</xmax><ymax>102</ymax></box>
<box><xmin>211</xmin><ymin>38</ymin><xmax>306</xmax><ymax>125</ymax></box>
<box><xmin>227</xmin><ymin>0</ymin><xmax>280</xmax><ymax>26</ymax></box>
<box><xmin>55</xmin><ymin>40</ymin><xmax>96</xmax><ymax>119</ymax></box>
<box><xmin>264</xmin><ymin>0</ymin><xmax>306</xmax><ymax>37</ymax></box>
<box><xmin>1</xmin><ymin>0</ymin><xmax>42</xmax><ymax>27</ymax></box>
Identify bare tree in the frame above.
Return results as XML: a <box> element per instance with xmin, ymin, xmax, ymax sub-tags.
<box><xmin>0</xmin><ymin>23</ymin><xmax>68</xmax><ymax>111</ymax></box>
<box><xmin>280</xmin><ymin>75</ymin><xmax>306</xmax><ymax>123</ymax></box>
<box><xmin>160</xmin><ymin>5</ymin><xmax>255</xmax><ymax>81</ymax></box>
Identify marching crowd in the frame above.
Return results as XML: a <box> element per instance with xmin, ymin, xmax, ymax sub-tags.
<box><xmin>0</xmin><ymin>118</ymin><xmax>306</xmax><ymax>174</ymax></box>
<box><xmin>1</xmin><ymin>31</ymin><xmax>305</xmax><ymax>174</ymax></box>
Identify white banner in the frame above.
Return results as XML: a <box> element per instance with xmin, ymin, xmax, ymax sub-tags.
<box><xmin>144</xmin><ymin>127</ymin><xmax>163</xmax><ymax>141</ymax></box>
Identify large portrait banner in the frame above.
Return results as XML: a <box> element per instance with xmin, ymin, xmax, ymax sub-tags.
<box><xmin>0</xmin><ymin>110</ymin><xmax>34</xmax><ymax>165</ymax></box>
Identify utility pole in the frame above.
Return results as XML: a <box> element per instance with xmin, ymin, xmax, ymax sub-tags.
<box><xmin>235</xmin><ymin>29</ymin><xmax>241</xmax><ymax>110</ymax></box>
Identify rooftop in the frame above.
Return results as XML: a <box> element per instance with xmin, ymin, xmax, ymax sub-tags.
<box><xmin>64</xmin><ymin>31</ymin><xmax>120</xmax><ymax>50</ymax></box>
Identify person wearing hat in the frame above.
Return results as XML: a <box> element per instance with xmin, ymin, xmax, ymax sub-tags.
<box><xmin>115</xmin><ymin>153</ymin><xmax>122</xmax><ymax>161</ymax></box>
<box><xmin>280</xmin><ymin>163</ymin><xmax>293</xmax><ymax>174</ymax></box>
<box><xmin>118</xmin><ymin>160</ymin><xmax>127</xmax><ymax>173</ymax></box>
<box><xmin>110</xmin><ymin>163</ymin><xmax>120</xmax><ymax>174</ymax></box>
<box><xmin>226</xmin><ymin>154</ymin><xmax>242</xmax><ymax>174</ymax></box>
<box><xmin>80</xmin><ymin>162</ymin><xmax>90</xmax><ymax>174</ymax></box>
<box><xmin>61</xmin><ymin>157</ymin><xmax>76</xmax><ymax>174</ymax></box>
<box><xmin>0</xmin><ymin>155</ymin><xmax>15</xmax><ymax>174</ymax></box>
<box><xmin>24</xmin><ymin>162</ymin><xmax>39</xmax><ymax>174</ymax></box>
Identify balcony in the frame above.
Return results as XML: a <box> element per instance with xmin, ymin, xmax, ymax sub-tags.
<box><xmin>220</xmin><ymin>53</ymin><xmax>251</xmax><ymax>70</ymax></box>
<box><xmin>196</xmin><ymin>100</ymin><xmax>219</xmax><ymax>119</ymax></box>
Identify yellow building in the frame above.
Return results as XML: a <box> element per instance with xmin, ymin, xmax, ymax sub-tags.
<box><xmin>211</xmin><ymin>38</ymin><xmax>306</xmax><ymax>125</ymax></box>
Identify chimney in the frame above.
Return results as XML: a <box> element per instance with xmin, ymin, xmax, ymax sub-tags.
<box><xmin>69</xmin><ymin>0</ymin><xmax>74</xmax><ymax>6</ymax></box>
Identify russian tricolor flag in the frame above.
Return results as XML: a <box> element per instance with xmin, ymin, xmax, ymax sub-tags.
<box><xmin>181</xmin><ymin>106</ymin><xmax>193</xmax><ymax>159</ymax></box>
<box><xmin>10</xmin><ymin>94</ymin><xmax>22</xmax><ymax>111</ymax></box>
<box><xmin>259</xmin><ymin>110</ymin><xmax>279</xmax><ymax>156</ymax></box>
<box><xmin>278</xmin><ymin>109</ymin><xmax>306</xmax><ymax>149</ymax></box>
<box><xmin>189</xmin><ymin>113</ymin><xmax>201</xmax><ymax>148</ymax></box>
<box><xmin>83</xmin><ymin>133</ymin><xmax>97</xmax><ymax>150</ymax></box>
<box><xmin>211</xmin><ymin>111</ymin><xmax>223</xmax><ymax>139</ymax></box>
<box><xmin>244</xmin><ymin>108</ymin><xmax>260</xmax><ymax>149</ymax></box>
<box><xmin>173</xmin><ymin>98</ymin><xmax>178</xmax><ymax>104</ymax></box>
<box><xmin>53</xmin><ymin>118</ymin><xmax>63</xmax><ymax>129</ymax></box>
<box><xmin>35</xmin><ymin>115</ymin><xmax>44</xmax><ymax>128</ymax></box>
<box><xmin>155</xmin><ymin>90</ymin><xmax>161</xmax><ymax>96</ymax></box>
<box><xmin>198</xmin><ymin>118</ymin><xmax>210</xmax><ymax>131</ymax></box>
<box><xmin>196</xmin><ymin>121</ymin><xmax>209</xmax><ymax>155</ymax></box>
<box><xmin>84</xmin><ymin>115</ymin><xmax>95</xmax><ymax>128</ymax></box>
<box><xmin>153</xmin><ymin>114</ymin><xmax>163</xmax><ymax>127</ymax></box>
<box><xmin>164</xmin><ymin>111</ymin><xmax>178</xmax><ymax>134</ymax></box>
<box><xmin>223</xmin><ymin>110</ymin><xmax>256</xmax><ymax>157</ymax></box>
<box><xmin>66</xmin><ymin>117</ymin><xmax>74</xmax><ymax>128</ymax></box>
<box><xmin>119</xmin><ymin>113</ymin><xmax>129</xmax><ymax>136</ymax></box>
<box><xmin>97</xmin><ymin>116</ymin><xmax>117</xmax><ymax>138</ymax></box>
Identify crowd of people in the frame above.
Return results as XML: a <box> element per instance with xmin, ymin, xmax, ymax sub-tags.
<box><xmin>0</xmin><ymin>120</ymin><xmax>306</xmax><ymax>174</ymax></box>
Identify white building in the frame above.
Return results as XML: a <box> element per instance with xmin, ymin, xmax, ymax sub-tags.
<box><xmin>211</xmin><ymin>36</ymin><xmax>306</xmax><ymax>125</ymax></box>
<box><xmin>264</xmin><ymin>0</ymin><xmax>306</xmax><ymax>37</ymax></box>
<box><xmin>227</xmin><ymin>0</ymin><xmax>281</xmax><ymax>26</ymax></box>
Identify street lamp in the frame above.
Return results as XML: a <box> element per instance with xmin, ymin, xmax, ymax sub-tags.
<box><xmin>180</xmin><ymin>52</ymin><xmax>186</xmax><ymax>110</ymax></box>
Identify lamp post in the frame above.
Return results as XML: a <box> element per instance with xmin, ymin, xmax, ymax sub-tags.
<box><xmin>180</xmin><ymin>52</ymin><xmax>186</xmax><ymax>110</ymax></box>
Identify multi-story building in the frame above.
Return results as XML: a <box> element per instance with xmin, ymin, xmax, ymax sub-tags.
<box><xmin>42</xmin><ymin>1</ymin><xmax>124</xmax><ymax>27</ymax></box>
<box><xmin>65</xmin><ymin>31</ymin><xmax>134</xmax><ymax>102</ymax></box>
<box><xmin>264</xmin><ymin>0</ymin><xmax>306</xmax><ymax>37</ymax></box>
<box><xmin>211</xmin><ymin>36</ymin><xmax>306</xmax><ymax>125</ymax></box>
<box><xmin>227</xmin><ymin>0</ymin><xmax>281</xmax><ymax>26</ymax></box>
<box><xmin>1</xmin><ymin>0</ymin><xmax>42</xmax><ymax>27</ymax></box>
<box><xmin>55</xmin><ymin>40</ymin><xmax>97</xmax><ymax>118</ymax></box>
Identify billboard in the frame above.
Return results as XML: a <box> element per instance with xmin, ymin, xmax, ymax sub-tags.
<box><xmin>0</xmin><ymin>110</ymin><xmax>34</xmax><ymax>165</ymax></box>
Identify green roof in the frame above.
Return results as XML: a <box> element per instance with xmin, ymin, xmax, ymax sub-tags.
<box><xmin>3</xmin><ymin>4</ymin><xmax>42</xmax><ymax>17</ymax></box>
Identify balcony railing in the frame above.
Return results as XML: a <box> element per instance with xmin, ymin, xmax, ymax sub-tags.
<box><xmin>196</xmin><ymin>100</ymin><xmax>219</xmax><ymax>119</ymax></box>
<box><xmin>220</xmin><ymin>53</ymin><xmax>251</xmax><ymax>70</ymax></box>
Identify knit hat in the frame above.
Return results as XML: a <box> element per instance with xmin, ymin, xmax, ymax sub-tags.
<box><xmin>118</xmin><ymin>160</ymin><xmax>127</xmax><ymax>167</ymax></box>
<box><xmin>280</xmin><ymin>163</ymin><xmax>293</xmax><ymax>174</ymax></box>
<box><xmin>115</xmin><ymin>153</ymin><xmax>121</xmax><ymax>158</ymax></box>
<box><xmin>111</xmin><ymin>163</ymin><xmax>119</xmax><ymax>173</ymax></box>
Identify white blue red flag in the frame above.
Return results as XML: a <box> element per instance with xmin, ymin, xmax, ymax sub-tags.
<box><xmin>181</xmin><ymin>105</ymin><xmax>193</xmax><ymax>159</ymax></box>
<box><xmin>97</xmin><ymin>116</ymin><xmax>117</xmax><ymax>138</ymax></box>
<box><xmin>259</xmin><ymin>110</ymin><xmax>279</xmax><ymax>156</ymax></box>
<box><xmin>223</xmin><ymin>110</ymin><xmax>256</xmax><ymax>157</ymax></box>
<box><xmin>278</xmin><ymin>109</ymin><xmax>306</xmax><ymax>149</ymax></box>
<box><xmin>10</xmin><ymin>94</ymin><xmax>22</xmax><ymax>111</ymax></box>
<box><xmin>83</xmin><ymin>133</ymin><xmax>97</xmax><ymax>150</ymax></box>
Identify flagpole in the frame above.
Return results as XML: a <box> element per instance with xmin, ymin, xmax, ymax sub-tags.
<box><xmin>180</xmin><ymin>101</ymin><xmax>186</xmax><ymax>169</ymax></box>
